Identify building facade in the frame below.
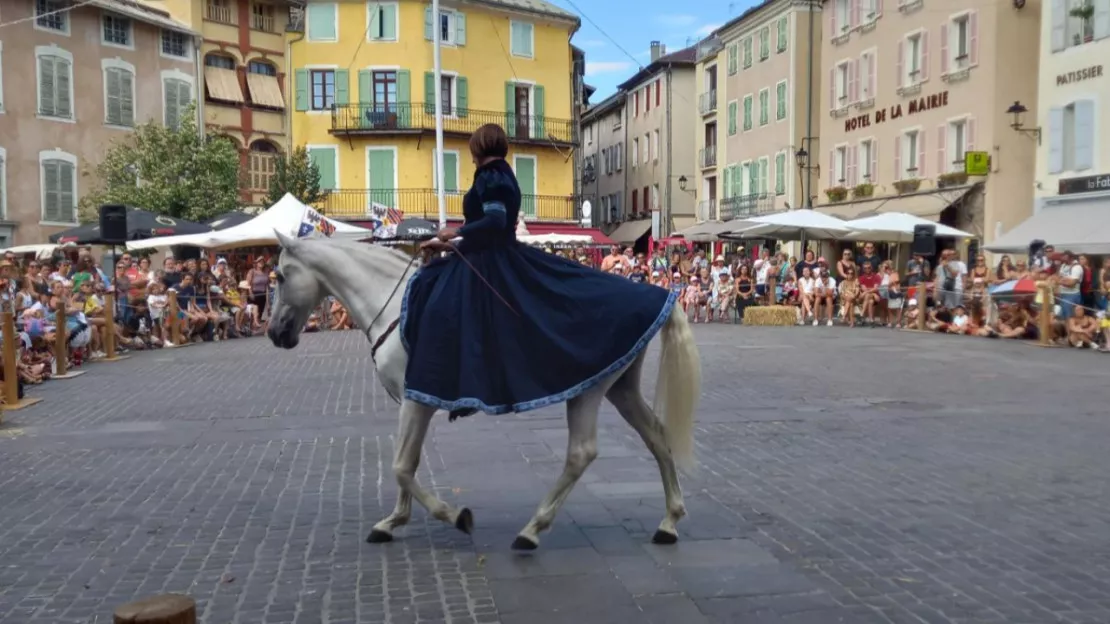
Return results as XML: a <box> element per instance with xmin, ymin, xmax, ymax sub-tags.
<box><xmin>288</xmin><ymin>0</ymin><xmax>581</xmax><ymax>227</ymax></box>
<box><xmin>0</xmin><ymin>0</ymin><xmax>198</xmax><ymax>246</ymax></box>
<box><xmin>615</xmin><ymin>44</ymin><xmax>696</xmax><ymax>242</ymax></box>
<box><xmin>695</xmin><ymin>0</ymin><xmax>823</xmax><ymax>224</ymax></box>
<box><xmin>580</xmin><ymin>91</ymin><xmax>626</xmax><ymax>230</ymax></box>
<box><xmin>157</xmin><ymin>0</ymin><xmax>292</xmax><ymax>207</ymax></box>
<box><xmin>815</xmin><ymin>0</ymin><xmax>1041</xmax><ymax>249</ymax></box>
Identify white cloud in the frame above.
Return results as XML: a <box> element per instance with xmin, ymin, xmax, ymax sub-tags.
<box><xmin>585</xmin><ymin>60</ymin><xmax>634</xmax><ymax>75</ymax></box>
<box><xmin>695</xmin><ymin>23</ymin><xmax>721</xmax><ymax>36</ymax></box>
<box><xmin>655</xmin><ymin>14</ymin><xmax>698</xmax><ymax>27</ymax></box>
<box><xmin>575</xmin><ymin>38</ymin><xmax>607</xmax><ymax>49</ymax></box>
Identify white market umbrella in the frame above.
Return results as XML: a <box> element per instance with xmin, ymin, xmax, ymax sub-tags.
<box><xmin>519</xmin><ymin>233</ymin><xmax>593</xmax><ymax>245</ymax></box>
<box><xmin>844</xmin><ymin>212</ymin><xmax>974</xmax><ymax>243</ymax></box>
<box><xmin>724</xmin><ymin>210</ymin><xmax>851</xmax><ymax>241</ymax></box>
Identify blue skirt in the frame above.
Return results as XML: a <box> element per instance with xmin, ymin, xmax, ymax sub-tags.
<box><xmin>401</xmin><ymin>243</ymin><xmax>678</xmax><ymax>414</ymax></box>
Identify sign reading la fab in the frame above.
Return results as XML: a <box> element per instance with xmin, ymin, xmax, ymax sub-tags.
<box><xmin>844</xmin><ymin>91</ymin><xmax>950</xmax><ymax>133</ymax></box>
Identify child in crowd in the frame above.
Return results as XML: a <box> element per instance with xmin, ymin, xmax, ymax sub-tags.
<box><xmin>147</xmin><ymin>282</ymin><xmax>169</xmax><ymax>345</ymax></box>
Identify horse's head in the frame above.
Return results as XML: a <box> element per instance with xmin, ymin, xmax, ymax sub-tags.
<box><xmin>268</xmin><ymin>231</ymin><xmax>325</xmax><ymax>349</ymax></box>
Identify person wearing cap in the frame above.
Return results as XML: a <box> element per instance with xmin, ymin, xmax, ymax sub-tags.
<box><xmin>710</xmin><ymin>255</ymin><xmax>731</xmax><ymax>283</ymax></box>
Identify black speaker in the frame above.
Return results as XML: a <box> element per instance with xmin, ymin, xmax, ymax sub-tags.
<box><xmin>99</xmin><ymin>204</ymin><xmax>128</xmax><ymax>244</ymax></box>
<box><xmin>912</xmin><ymin>224</ymin><xmax>936</xmax><ymax>257</ymax></box>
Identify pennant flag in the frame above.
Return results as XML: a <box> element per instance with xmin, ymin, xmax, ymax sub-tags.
<box><xmin>298</xmin><ymin>205</ymin><xmax>336</xmax><ymax>238</ymax></box>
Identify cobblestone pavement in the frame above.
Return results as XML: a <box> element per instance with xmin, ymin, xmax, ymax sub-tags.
<box><xmin>1</xmin><ymin>327</ymin><xmax>1109</xmax><ymax>624</ymax></box>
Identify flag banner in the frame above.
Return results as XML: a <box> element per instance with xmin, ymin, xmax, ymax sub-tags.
<box><xmin>298</xmin><ymin>205</ymin><xmax>338</xmax><ymax>238</ymax></box>
<box><xmin>368</xmin><ymin>202</ymin><xmax>404</xmax><ymax>238</ymax></box>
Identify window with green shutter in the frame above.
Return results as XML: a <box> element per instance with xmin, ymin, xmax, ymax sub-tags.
<box><xmin>510</xmin><ymin>21</ymin><xmax>534</xmax><ymax>58</ymax></box>
<box><xmin>776</xmin><ymin>81</ymin><xmax>787</xmax><ymax>120</ymax></box>
<box><xmin>41</xmin><ymin>157</ymin><xmax>76</xmax><ymax>223</ymax></box>
<box><xmin>368</xmin><ymin>2</ymin><xmax>397</xmax><ymax>41</ymax></box>
<box><xmin>742</xmin><ymin>95</ymin><xmax>752</xmax><ymax>131</ymax></box>
<box><xmin>727</xmin><ymin>44</ymin><xmax>737</xmax><ymax>74</ymax></box>
<box><xmin>367</xmin><ymin>148</ymin><xmax>395</xmax><ymax>207</ymax></box>
<box><xmin>758</xmin><ymin>158</ymin><xmax>769</xmax><ymax>194</ymax></box>
<box><xmin>104</xmin><ymin>66</ymin><xmax>135</xmax><ymax>127</ymax></box>
<box><xmin>775</xmin><ymin>153</ymin><xmax>786</xmax><ymax>195</ymax></box>
<box><xmin>759</xmin><ymin>89</ymin><xmax>769</xmax><ymax>126</ymax></box>
<box><xmin>747</xmin><ymin>162</ymin><xmax>757</xmax><ymax>195</ymax></box>
<box><xmin>307</xmin><ymin>2</ymin><xmax>337</xmax><ymax>41</ymax></box>
<box><xmin>38</xmin><ymin>53</ymin><xmax>73</xmax><ymax>119</ymax></box>
<box><xmin>434</xmin><ymin>150</ymin><xmax>459</xmax><ymax>192</ymax></box>
<box><xmin>163</xmin><ymin>77</ymin><xmax>192</xmax><ymax>129</ymax></box>
<box><xmin>742</xmin><ymin>38</ymin><xmax>752</xmax><ymax>68</ymax></box>
<box><xmin>307</xmin><ymin>147</ymin><xmax>338</xmax><ymax>190</ymax></box>
<box><xmin>759</xmin><ymin>27</ymin><xmax>769</xmax><ymax>60</ymax></box>
<box><xmin>777</xmin><ymin>17</ymin><xmax>788</xmax><ymax>52</ymax></box>
<box><xmin>722</xmin><ymin>167</ymin><xmax>731</xmax><ymax>199</ymax></box>
<box><xmin>727</xmin><ymin>101</ymin><xmax>737</xmax><ymax>135</ymax></box>
<box><xmin>733</xmin><ymin>165</ymin><xmax>743</xmax><ymax>197</ymax></box>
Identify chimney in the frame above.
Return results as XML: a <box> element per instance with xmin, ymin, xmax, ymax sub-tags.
<box><xmin>650</xmin><ymin>41</ymin><xmax>663</xmax><ymax>62</ymax></box>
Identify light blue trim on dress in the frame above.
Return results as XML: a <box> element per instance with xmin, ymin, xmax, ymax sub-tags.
<box><xmin>399</xmin><ymin>282</ymin><xmax>679</xmax><ymax>415</ymax></box>
<box><xmin>482</xmin><ymin>201</ymin><xmax>507</xmax><ymax>213</ymax></box>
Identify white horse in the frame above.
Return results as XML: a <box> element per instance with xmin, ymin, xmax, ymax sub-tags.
<box><xmin>266</xmin><ymin>232</ymin><xmax>702</xmax><ymax>550</ymax></box>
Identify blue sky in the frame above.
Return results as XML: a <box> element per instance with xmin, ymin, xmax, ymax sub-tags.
<box><xmin>554</xmin><ymin>0</ymin><xmax>756</xmax><ymax>101</ymax></box>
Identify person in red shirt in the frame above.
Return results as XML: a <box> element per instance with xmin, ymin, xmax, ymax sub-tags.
<box><xmin>858</xmin><ymin>263</ymin><xmax>883</xmax><ymax>326</ymax></box>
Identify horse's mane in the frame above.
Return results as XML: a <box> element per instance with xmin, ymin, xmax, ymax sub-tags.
<box><xmin>293</xmin><ymin>237</ymin><xmax>415</xmax><ymax>277</ymax></box>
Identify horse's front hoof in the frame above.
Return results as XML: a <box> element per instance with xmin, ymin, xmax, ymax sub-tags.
<box><xmin>651</xmin><ymin>529</ymin><xmax>678</xmax><ymax>545</ymax></box>
<box><xmin>454</xmin><ymin>507</ymin><xmax>474</xmax><ymax>535</ymax></box>
<box><xmin>367</xmin><ymin>529</ymin><xmax>393</xmax><ymax>544</ymax></box>
<box><xmin>511</xmin><ymin>535</ymin><xmax>538</xmax><ymax>551</ymax></box>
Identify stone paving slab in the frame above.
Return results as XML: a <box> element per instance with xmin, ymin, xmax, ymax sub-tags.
<box><xmin>1</xmin><ymin>325</ymin><xmax>1109</xmax><ymax>623</ymax></box>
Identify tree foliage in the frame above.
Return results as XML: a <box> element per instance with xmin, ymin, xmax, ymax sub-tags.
<box><xmin>79</xmin><ymin>103</ymin><xmax>242</xmax><ymax>223</ymax></box>
<box><xmin>266</xmin><ymin>146</ymin><xmax>325</xmax><ymax>206</ymax></box>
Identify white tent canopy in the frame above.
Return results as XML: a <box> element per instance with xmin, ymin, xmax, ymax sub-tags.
<box><xmin>985</xmin><ymin>199</ymin><xmax>1110</xmax><ymax>255</ymax></box>
<box><xmin>519</xmin><ymin>233</ymin><xmax>593</xmax><ymax>245</ymax></box>
<box><xmin>724</xmin><ymin>211</ymin><xmax>851</xmax><ymax>241</ymax></box>
<box><xmin>126</xmin><ymin>194</ymin><xmax>372</xmax><ymax>250</ymax></box>
<box><xmin>843</xmin><ymin>212</ymin><xmax>974</xmax><ymax>243</ymax></box>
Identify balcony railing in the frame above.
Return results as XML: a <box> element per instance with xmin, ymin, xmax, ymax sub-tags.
<box><xmin>699</xmin><ymin>145</ymin><xmax>717</xmax><ymax>169</ymax></box>
<box><xmin>699</xmin><ymin>89</ymin><xmax>717</xmax><ymax>115</ymax></box>
<box><xmin>251</xmin><ymin>4</ymin><xmax>276</xmax><ymax>32</ymax></box>
<box><xmin>697</xmin><ymin>199</ymin><xmax>716</xmax><ymax>222</ymax></box>
<box><xmin>317</xmin><ymin>188</ymin><xmax>578</xmax><ymax>221</ymax></box>
<box><xmin>720</xmin><ymin>193</ymin><xmax>777</xmax><ymax>220</ymax></box>
<box><xmin>330</xmin><ymin>103</ymin><xmax>578</xmax><ymax>145</ymax></box>
<box><xmin>205</xmin><ymin>0</ymin><xmax>236</xmax><ymax>24</ymax></box>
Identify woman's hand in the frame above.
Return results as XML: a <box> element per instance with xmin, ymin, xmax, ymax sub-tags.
<box><xmin>436</xmin><ymin>228</ymin><xmax>459</xmax><ymax>242</ymax></box>
<box><xmin>420</xmin><ymin>239</ymin><xmax>455</xmax><ymax>254</ymax></box>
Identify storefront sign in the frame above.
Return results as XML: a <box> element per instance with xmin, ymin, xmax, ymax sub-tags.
<box><xmin>844</xmin><ymin>91</ymin><xmax>950</xmax><ymax>132</ymax></box>
<box><xmin>1056</xmin><ymin>65</ymin><xmax>1103</xmax><ymax>86</ymax></box>
<box><xmin>1058</xmin><ymin>173</ymin><xmax>1110</xmax><ymax>195</ymax></box>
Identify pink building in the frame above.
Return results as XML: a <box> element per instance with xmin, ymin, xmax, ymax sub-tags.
<box><xmin>0</xmin><ymin>0</ymin><xmax>199</xmax><ymax>247</ymax></box>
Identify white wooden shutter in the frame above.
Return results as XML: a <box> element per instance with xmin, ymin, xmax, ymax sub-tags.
<box><xmin>43</xmin><ymin>162</ymin><xmax>60</xmax><ymax>222</ymax></box>
<box><xmin>937</xmin><ymin>125</ymin><xmax>947</xmax><ymax>174</ymax></box>
<box><xmin>894</xmin><ymin>136</ymin><xmax>902</xmax><ymax>180</ymax></box>
<box><xmin>1047</xmin><ymin>107</ymin><xmax>1064</xmax><ymax>174</ymax></box>
<box><xmin>1095</xmin><ymin>0</ymin><xmax>1110</xmax><ymax>39</ymax></box>
<box><xmin>106</xmin><ymin>69</ymin><xmax>123</xmax><ymax>125</ymax></box>
<box><xmin>896</xmin><ymin>41</ymin><xmax>904</xmax><ymax>88</ymax></box>
<box><xmin>870</xmin><ymin>140</ymin><xmax>878</xmax><ymax>183</ymax></box>
<box><xmin>917</xmin><ymin>131</ymin><xmax>927</xmax><ymax>177</ymax></box>
<box><xmin>58</xmin><ymin>162</ymin><xmax>75</xmax><ymax>223</ymax></box>
<box><xmin>1074</xmin><ymin>100</ymin><xmax>1095</xmax><ymax>170</ymax></box>
<box><xmin>966</xmin><ymin>117</ymin><xmax>976</xmax><ymax>152</ymax></box>
<box><xmin>1051</xmin><ymin>0</ymin><xmax>1067</xmax><ymax>51</ymax></box>
<box><xmin>940</xmin><ymin>24</ymin><xmax>949</xmax><ymax>75</ymax></box>
<box><xmin>920</xmin><ymin>32</ymin><xmax>929</xmax><ymax>81</ymax></box>
<box><xmin>121</xmin><ymin>70</ymin><xmax>134</xmax><ymax>126</ymax></box>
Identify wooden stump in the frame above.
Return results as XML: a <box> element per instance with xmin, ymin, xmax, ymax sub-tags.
<box><xmin>743</xmin><ymin>305</ymin><xmax>797</xmax><ymax>326</ymax></box>
<box><xmin>113</xmin><ymin>594</ymin><xmax>196</xmax><ymax>624</ymax></box>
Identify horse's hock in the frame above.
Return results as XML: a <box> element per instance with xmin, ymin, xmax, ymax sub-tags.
<box><xmin>113</xmin><ymin>594</ymin><xmax>196</xmax><ymax>624</ymax></box>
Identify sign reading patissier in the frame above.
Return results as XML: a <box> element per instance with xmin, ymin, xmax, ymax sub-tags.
<box><xmin>1056</xmin><ymin>65</ymin><xmax>1103</xmax><ymax>86</ymax></box>
<box><xmin>843</xmin><ymin>91</ymin><xmax>950</xmax><ymax>132</ymax></box>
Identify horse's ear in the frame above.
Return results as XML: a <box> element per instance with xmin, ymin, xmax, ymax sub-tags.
<box><xmin>274</xmin><ymin>230</ymin><xmax>298</xmax><ymax>251</ymax></box>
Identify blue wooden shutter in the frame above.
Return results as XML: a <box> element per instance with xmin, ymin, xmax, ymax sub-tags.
<box><xmin>1074</xmin><ymin>100</ymin><xmax>1095</xmax><ymax>170</ymax></box>
<box><xmin>456</xmin><ymin>12</ymin><xmax>467</xmax><ymax>45</ymax></box>
<box><xmin>505</xmin><ymin>82</ymin><xmax>516</xmax><ymax>137</ymax></box>
<box><xmin>396</xmin><ymin>69</ymin><xmax>410</xmax><ymax>127</ymax></box>
<box><xmin>424</xmin><ymin>6</ymin><xmax>433</xmax><ymax>40</ymax></box>
<box><xmin>334</xmin><ymin>69</ymin><xmax>349</xmax><ymax>106</ymax></box>
<box><xmin>424</xmin><ymin>71</ymin><xmax>435</xmax><ymax>114</ymax></box>
<box><xmin>456</xmin><ymin>76</ymin><xmax>468</xmax><ymax>117</ymax></box>
<box><xmin>533</xmin><ymin>85</ymin><xmax>545</xmax><ymax>138</ymax></box>
<box><xmin>294</xmin><ymin>69</ymin><xmax>309</xmax><ymax>111</ymax></box>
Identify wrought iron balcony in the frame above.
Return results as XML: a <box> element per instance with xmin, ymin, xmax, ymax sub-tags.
<box><xmin>699</xmin><ymin>145</ymin><xmax>717</xmax><ymax>169</ymax></box>
<box><xmin>699</xmin><ymin>89</ymin><xmax>717</xmax><ymax>115</ymax></box>
<box><xmin>719</xmin><ymin>193</ymin><xmax>777</xmax><ymax>220</ymax></box>
<box><xmin>317</xmin><ymin>188</ymin><xmax>578</xmax><ymax>221</ymax></box>
<box><xmin>696</xmin><ymin>199</ymin><xmax>716</xmax><ymax>222</ymax></box>
<box><xmin>330</xmin><ymin>103</ymin><xmax>578</xmax><ymax>146</ymax></box>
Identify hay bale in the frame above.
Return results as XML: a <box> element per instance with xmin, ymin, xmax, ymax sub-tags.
<box><xmin>114</xmin><ymin>594</ymin><xmax>196</xmax><ymax>624</ymax></box>
<box><xmin>743</xmin><ymin>305</ymin><xmax>797</xmax><ymax>327</ymax></box>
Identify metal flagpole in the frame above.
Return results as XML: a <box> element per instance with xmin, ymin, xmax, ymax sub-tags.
<box><xmin>432</xmin><ymin>0</ymin><xmax>447</xmax><ymax>228</ymax></box>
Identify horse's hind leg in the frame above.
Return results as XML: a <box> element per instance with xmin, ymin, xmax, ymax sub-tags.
<box><xmin>606</xmin><ymin>357</ymin><xmax>686</xmax><ymax>544</ymax></box>
<box><xmin>368</xmin><ymin>400</ymin><xmax>473</xmax><ymax>544</ymax></box>
<box><xmin>512</xmin><ymin>388</ymin><xmax>604</xmax><ymax>550</ymax></box>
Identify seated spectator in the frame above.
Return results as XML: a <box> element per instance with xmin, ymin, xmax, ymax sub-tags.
<box><xmin>994</xmin><ymin>303</ymin><xmax>1031</xmax><ymax>339</ymax></box>
<box><xmin>797</xmin><ymin>267</ymin><xmax>816</xmax><ymax>324</ymax></box>
<box><xmin>839</xmin><ymin>268</ymin><xmax>861</xmax><ymax>327</ymax></box>
<box><xmin>885</xmin><ymin>273</ymin><xmax>905</xmax><ymax>327</ymax></box>
<box><xmin>858</xmin><ymin>264</ymin><xmax>882</xmax><ymax>326</ymax></box>
<box><xmin>148</xmin><ymin>282</ymin><xmax>169</xmax><ymax>345</ymax></box>
<box><xmin>1066</xmin><ymin>306</ymin><xmax>1099</xmax><ymax>349</ymax></box>
<box><xmin>926</xmin><ymin>306</ymin><xmax>954</xmax><ymax>332</ymax></box>
<box><xmin>813</xmin><ymin>267</ymin><xmax>836</xmax><ymax>327</ymax></box>
<box><xmin>714</xmin><ymin>273</ymin><xmax>734</xmax><ymax>322</ymax></box>
<box><xmin>734</xmin><ymin>265</ymin><xmax>755</xmax><ymax>323</ymax></box>
<box><xmin>684</xmin><ymin>276</ymin><xmax>708</xmax><ymax>323</ymax></box>
<box><xmin>779</xmin><ymin>273</ymin><xmax>798</xmax><ymax>307</ymax></box>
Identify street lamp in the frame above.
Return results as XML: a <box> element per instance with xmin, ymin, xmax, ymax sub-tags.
<box><xmin>794</xmin><ymin>148</ymin><xmax>808</xmax><ymax>170</ymax></box>
<box><xmin>1006</xmin><ymin>101</ymin><xmax>1041</xmax><ymax>144</ymax></box>
<box><xmin>583</xmin><ymin>160</ymin><xmax>595</xmax><ymax>183</ymax></box>
<box><xmin>678</xmin><ymin>175</ymin><xmax>688</xmax><ymax>191</ymax></box>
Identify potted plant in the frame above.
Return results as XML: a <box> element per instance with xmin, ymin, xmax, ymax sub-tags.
<box><xmin>1071</xmin><ymin>4</ymin><xmax>1095</xmax><ymax>40</ymax></box>
<box><xmin>825</xmin><ymin>186</ymin><xmax>849</xmax><ymax>202</ymax></box>
<box><xmin>893</xmin><ymin>178</ymin><xmax>921</xmax><ymax>194</ymax></box>
<box><xmin>852</xmin><ymin>182</ymin><xmax>875</xmax><ymax>198</ymax></box>
<box><xmin>937</xmin><ymin>171</ymin><xmax>969</xmax><ymax>188</ymax></box>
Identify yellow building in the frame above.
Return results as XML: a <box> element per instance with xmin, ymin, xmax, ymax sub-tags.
<box><xmin>288</xmin><ymin>0</ymin><xmax>582</xmax><ymax>224</ymax></box>
<box><xmin>152</xmin><ymin>0</ymin><xmax>293</xmax><ymax>207</ymax></box>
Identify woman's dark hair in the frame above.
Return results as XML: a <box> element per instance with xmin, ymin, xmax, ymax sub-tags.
<box><xmin>469</xmin><ymin>124</ymin><xmax>509</xmax><ymax>160</ymax></box>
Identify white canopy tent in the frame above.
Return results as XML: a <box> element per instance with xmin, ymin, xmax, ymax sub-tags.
<box><xmin>518</xmin><ymin>233</ymin><xmax>593</xmax><ymax>245</ymax></box>
<box><xmin>126</xmin><ymin>194</ymin><xmax>372</xmax><ymax>251</ymax></box>
<box><xmin>723</xmin><ymin>211</ymin><xmax>851</xmax><ymax>241</ymax></box>
<box><xmin>985</xmin><ymin>199</ymin><xmax>1110</xmax><ymax>255</ymax></box>
<box><xmin>1</xmin><ymin>243</ymin><xmax>76</xmax><ymax>259</ymax></box>
<box><xmin>843</xmin><ymin>212</ymin><xmax>974</xmax><ymax>242</ymax></box>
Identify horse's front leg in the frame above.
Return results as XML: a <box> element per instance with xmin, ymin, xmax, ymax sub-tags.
<box><xmin>367</xmin><ymin>400</ymin><xmax>473</xmax><ymax>544</ymax></box>
<box><xmin>513</xmin><ymin>391</ymin><xmax>602</xmax><ymax>550</ymax></box>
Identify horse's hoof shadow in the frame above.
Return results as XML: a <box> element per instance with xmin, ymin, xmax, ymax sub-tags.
<box><xmin>366</xmin><ymin>529</ymin><xmax>393</xmax><ymax>544</ymax></box>
<box><xmin>455</xmin><ymin>507</ymin><xmax>474</xmax><ymax>535</ymax></box>
<box><xmin>651</xmin><ymin>530</ymin><xmax>678</xmax><ymax>545</ymax></box>
<box><xmin>510</xmin><ymin>536</ymin><xmax>538</xmax><ymax>551</ymax></box>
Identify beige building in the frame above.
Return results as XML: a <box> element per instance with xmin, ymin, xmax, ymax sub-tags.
<box><xmin>815</xmin><ymin>0</ymin><xmax>1042</xmax><ymax>251</ymax></box>
<box><xmin>611</xmin><ymin>43</ymin><xmax>696</xmax><ymax>243</ymax></box>
<box><xmin>989</xmin><ymin>0</ymin><xmax>1110</xmax><ymax>253</ymax></box>
<box><xmin>695</xmin><ymin>0</ymin><xmax>823</xmax><ymax>223</ymax></box>
<box><xmin>580</xmin><ymin>91</ymin><xmax>627</xmax><ymax>231</ymax></box>
<box><xmin>0</xmin><ymin>0</ymin><xmax>199</xmax><ymax>246</ymax></box>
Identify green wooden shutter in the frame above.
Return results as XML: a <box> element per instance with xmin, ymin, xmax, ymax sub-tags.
<box><xmin>334</xmin><ymin>69</ymin><xmax>349</xmax><ymax>106</ymax></box>
<box><xmin>727</xmin><ymin>101</ymin><xmax>736</xmax><ymax>135</ymax></box>
<box><xmin>396</xmin><ymin>69</ymin><xmax>410</xmax><ymax>127</ymax></box>
<box><xmin>505</xmin><ymin>82</ymin><xmax>516</xmax><ymax>137</ymax></box>
<box><xmin>775</xmin><ymin>153</ymin><xmax>786</xmax><ymax>194</ymax></box>
<box><xmin>424</xmin><ymin>71</ymin><xmax>435</xmax><ymax>114</ymax></box>
<box><xmin>778</xmin><ymin>17</ymin><xmax>788</xmax><ymax>51</ymax></box>
<box><xmin>533</xmin><ymin>85</ymin><xmax>545</xmax><ymax>139</ymax></box>
<box><xmin>121</xmin><ymin>70</ymin><xmax>134</xmax><ymax>126</ymax></box>
<box><xmin>39</xmin><ymin>57</ymin><xmax>54</xmax><ymax>116</ymax></box>
<box><xmin>308</xmin><ymin>148</ymin><xmax>336</xmax><ymax>190</ymax></box>
<box><xmin>777</xmin><ymin>82</ymin><xmax>787</xmax><ymax>120</ymax></box>
<box><xmin>456</xmin><ymin>76</ymin><xmax>468</xmax><ymax>117</ymax></box>
<box><xmin>437</xmin><ymin>151</ymin><xmax>459</xmax><ymax>192</ymax></box>
<box><xmin>308</xmin><ymin>3</ymin><xmax>337</xmax><ymax>40</ymax></box>
<box><xmin>748</xmin><ymin>163</ymin><xmax>757</xmax><ymax>195</ymax></box>
<box><xmin>722</xmin><ymin>167</ymin><xmax>731</xmax><ymax>199</ymax></box>
<box><xmin>59</xmin><ymin>162</ymin><xmax>74</xmax><ymax>222</ymax></box>
<box><xmin>164</xmin><ymin>79</ymin><xmax>178</xmax><ymax>129</ymax></box>
<box><xmin>760</xmin><ymin>91</ymin><xmax>768</xmax><ymax>125</ymax></box>
<box><xmin>295</xmin><ymin>69</ymin><xmax>309</xmax><ymax>111</ymax></box>
<box><xmin>106</xmin><ymin>68</ymin><xmax>122</xmax><ymax>125</ymax></box>
<box><xmin>733</xmin><ymin>165</ymin><xmax>742</xmax><ymax>197</ymax></box>
<box><xmin>43</xmin><ymin>162</ymin><xmax>59</xmax><ymax>222</ymax></box>
<box><xmin>368</xmin><ymin>150</ymin><xmax>395</xmax><ymax>208</ymax></box>
<box><xmin>456</xmin><ymin>12</ymin><xmax>466</xmax><ymax>45</ymax></box>
<box><xmin>57</xmin><ymin>59</ymin><xmax>72</xmax><ymax>118</ymax></box>
<box><xmin>357</xmin><ymin>70</ymin><xmax>372</xmax><ymax>128</ymax></box>
<box><xmin>424</xmin><ymin>6</ymin><xmax>433</xmax><ymax>40</ymax></box>
<box><xmin>381</xmin><ymin>3</ymin><xmax>397</xmax><ymax>40</ymax></box>
<box><xmin>515</xmin><ymin>158</ymin><xmax>536</xmax><ymax>216</ymax></box>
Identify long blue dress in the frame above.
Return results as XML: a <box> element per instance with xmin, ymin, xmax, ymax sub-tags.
<box><xmin>401</xmin><ymin>159</ymin><xmax>678</xmax><ymax>415</ymax></box>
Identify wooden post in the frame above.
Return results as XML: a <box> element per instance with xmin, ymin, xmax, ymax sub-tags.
<box><xmin>169</xmin><ymin>291</ymin><xmax>182</xmax><ymax>346</ymax></box>
<box><xmin>101</xmin><ymin>292</ymin><xmax>129</xmax><ymax>361</ymax></box>
<box><xmin>766</xmin><ymin>275</ymin><xmax>777</xmax><ymax>305</ymax></box>
<box><xmin>916</xmin><ymin>283</ymin><xmax>927</xmax><ymax>331</ymax></box>
<box><xmin>52</xmin><ymin>297</ymin><xmax>84</xmax><ymax>379</ymax></box>
<box><xmin>1</xmin><ymin>310</ymin><xmax>43</xmax><ymax>412</ymax></box>
<box><xmin>1037</xmin><ymin>281</ymin><xmax>1054</xmax><ymax>346</ymax></box>
<box><xmin>114</xmin><ymin>594</ymin><xmax>196</xmax><ymax>624</ymax></box>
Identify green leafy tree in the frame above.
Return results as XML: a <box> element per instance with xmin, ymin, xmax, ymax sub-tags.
<box><xmin>267</xmin><ymin>146</ymin><xmax>324</xmax><ymax>206</ymax></box>
<box><xmin>79</xmin><ymin>103</ymin><xmax>242</xmax><ymax>223</ymax></box>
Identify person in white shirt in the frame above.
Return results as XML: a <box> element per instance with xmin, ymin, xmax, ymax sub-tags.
<box><xmin>813</xmin><ymin>267</ymin><xmax>837</xmax><ymax>326</ymax></box>
<box><xmin>1056</xmin><ymin>251</ymin><xmax>1084</xmax><ymax>319</ymax></box>
<box><xmin>798</xmin><ymin>267</ymin><xmax>817</xmax><ymax>324</ymax></box>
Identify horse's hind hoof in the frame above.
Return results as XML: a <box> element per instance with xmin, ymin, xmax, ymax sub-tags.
<box><xmin>454</xmin><ymin>508</ymin><xmax>474</xmax><ymax>535</ymax></box>
<box><xmin>651</xmin><ymin>530</ymin><xmax>678</xmax><ymax>545</ymax></box>
<box><xmin>511</xmin><ymin>535</ymin><xmax>538</xmax><ymax>551</ymax></box>
<box><xmin>366</xmin><ymin>529</ymin><xmax>393</xmax><ymax>544</ymax></box>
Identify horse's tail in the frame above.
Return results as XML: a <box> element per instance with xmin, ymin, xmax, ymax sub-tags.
<box><xmin>653</xmin><ymin>304</ymin><xmax>701</xmax><ymax>473</ymax></box>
